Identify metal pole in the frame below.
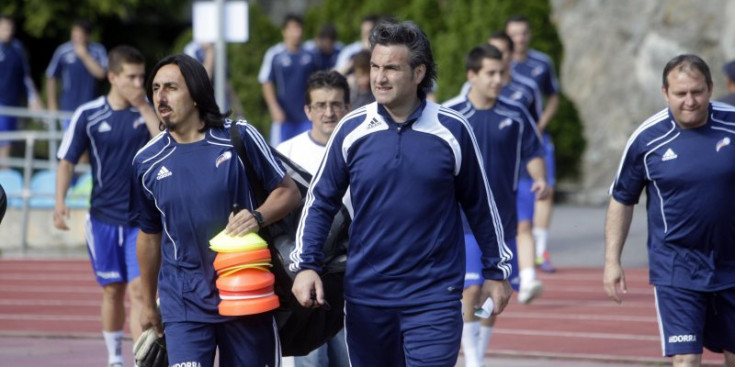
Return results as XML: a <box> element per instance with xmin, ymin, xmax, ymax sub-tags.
<box><xmin>215</xmin><ymin>0</ymin><xmax>227</xmax><ymax>112</ymax></box>
<box><xmin>20</xmin><ymin>135</ymin><xmax>35</xmax><ymax>255</ymax></box>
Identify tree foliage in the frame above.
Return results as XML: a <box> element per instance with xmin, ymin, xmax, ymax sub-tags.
<box><xmin>298</xmin><ymin>0</ymin><xmax>584</xmax><ymax>180</ymax></box>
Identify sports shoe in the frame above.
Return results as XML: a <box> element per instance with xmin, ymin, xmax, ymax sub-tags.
<box><xmin>537</xmin><ymin>251</ymin><xmax>556</xmax><ymax>273</ymax></box>
<box><xmin>108</xmin><ymin>363</ymin><xmax>123</xmax><ymax>367</ymax></box>
<box><xmin>518</xmin><ymin>279</ymin><xmax>543</xmax><ymax>304</ymax></box>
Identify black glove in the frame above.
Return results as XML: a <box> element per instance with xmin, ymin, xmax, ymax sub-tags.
<box><xmin>133</xmin><ymin>328</ymin><xmax>168</xmax><ymax>367</ymax></box>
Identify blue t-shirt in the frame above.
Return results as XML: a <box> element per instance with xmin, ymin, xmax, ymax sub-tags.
<box><xmin>443</xmin><ymin>95</ymin><xmax>543</xmax><ymax>238</ymax></box>
<box><xmin>292</xmin><ymin>100</ymin><xmax>511</xmax><ymax>308</ymax></box>
<box><xmin>0</xmin><ymin>39</ymin><xmax>34</xmax><ymax>106</ymax></box>
<box><xmin>45</xmin><ymin>41</ymin><xmax>108</xmax><ymax>112</ymax></box>
<box><xmin>57</xmin><ymin>96</ymin><xmax>150</xmax><ymax>225</ymax></box>
<box><xmin>610</xmin><ymin>102</ymin><xmax>735</xmax><ymax>291</ymax></box>
<box><xmin>262</xmin><ymin>46</ymin><xmax>317</xmax><ymax>125</ymax></box>
<box><xmin>511</xmin><ymin>49</ymin><xmax>560</xmax><ymax>98</ymax></box>
<box><xmin>131</xmin><ymin>121</ymin><xmax>286</xmax><ymax>323</ymax></box>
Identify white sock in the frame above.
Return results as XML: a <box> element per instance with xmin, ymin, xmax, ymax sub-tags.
<box><xmin>533</xmin><ymin>228</ymin><xmax>548</xmax><ymax>257</ymax></box>
<box><xmin>103</xmin><ymin>330</ymin><xmax>124</xmax><ymax>365</ymax></box>
<box><xmin>461</xmin><ymin>321</ymin><xmax>482</xmax><ymax>367</ymax></box>
<box><xmin>478</xmin><ymin>325</ymin><xmax>494</xmax><ymax>361</ymax></box>
<box><xmin>520</xmin><ymin>267</ymin><xmax>537</xmax><ymax>287</ymax></box>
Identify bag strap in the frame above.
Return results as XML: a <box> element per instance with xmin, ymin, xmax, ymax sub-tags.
<box><xmin>229</xmin><ymin>123</ymin><xmax>268</xmax><ymax>207</ymax></box>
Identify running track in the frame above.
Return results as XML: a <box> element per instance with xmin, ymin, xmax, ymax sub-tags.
<box><xmin>0</xmin><ymin>259</ymin><xmax>725</xmax><ymax>366</ymax></box>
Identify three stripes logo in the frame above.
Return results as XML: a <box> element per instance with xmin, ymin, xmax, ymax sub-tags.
<box><xmin>156</xmin><ymin>166</ymin><xmax>172</xmax><ymax>180</ymax></box>
<box><xmin>661</xmin><ymin>148</ymin><xmax>678</xmax><ymax>162</ymax></box>
<box><xmin>366</xmin><ymin>117</ymin><xmax>381</xmax><ymax>130</ymax></box>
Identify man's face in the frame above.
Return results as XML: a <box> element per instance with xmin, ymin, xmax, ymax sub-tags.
<box><xmin>316</xmin><ymin>37</ymin><xmax>335</xmax><ymax>54</ymax></box>
<box><xmin>110</xmin><ymin>63</ymin><xmax>145</xmax><ymax>92</ymax></box>
<box><xmin>71</xmin><ymin>25</ymin><xmax>88</xmax><ymax>45</ymax></box>
<box><xmin>0</xmin><ymin>19</ymin><xmax>13</xmax><ymax>43</ymax></box>
<box><xmin>151</xmin><ymin>64</ymin><xmax>198</xmax><ymax>131</ymax></box>
<box><xmin>305</xmin><ymin>88</ymin><xmax>348</xmax><ymax>143</ymax></box>
<box><xmin>489</xmin><ymin>38</ymin><xmax>512</xmax><ymax>68</ymax></box>
<box><xmin>370</xmin><ymin>44</ymin><xmax>424</xmax><ymax>110</ymax></box>
<box><xmin>662</xmin><ymin>68</ymin><xmax>712</xmax><ymax>129</ymax></box>
<box><xmin>282</xmin><ymin>20</ymin><xmax>303</xmax><ymax>47</ymax></box>
<box><xmin>468</xmin><ymin>58</ymin><xmax>505</xmax><ymax>102</ymax></box>
<box><xmin>505</xmin><ymin>21</ymin><xmax>530</xmax><ymax>54</ymax></box>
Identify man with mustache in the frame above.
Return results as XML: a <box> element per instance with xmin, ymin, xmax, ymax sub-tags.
<box><xmin>132</xmin><ymin>54</ymin><xmax>300</xmax><ymax>366</ymax></box>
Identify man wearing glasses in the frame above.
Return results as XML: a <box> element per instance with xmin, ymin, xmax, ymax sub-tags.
<box><xmin>277</xmin><ymin>69</ymin><xmax>351</xmax><ymax>367</ymax></box>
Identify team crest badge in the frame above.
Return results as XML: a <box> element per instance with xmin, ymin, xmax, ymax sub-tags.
<box><xmin>216</xmin><ymin>151</ymin><xmax>232</xmax><ymax>168</ymax></box>
<box><xmin>716</xmin><ymin>137</ymin><xmax>731</xmax><ymax>152</ymax></box>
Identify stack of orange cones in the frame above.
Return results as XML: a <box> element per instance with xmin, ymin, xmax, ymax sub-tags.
<box><xmin>209</xmin><ymin>231</ymin><xmax>280</xmax><ymax>316</ymax></box>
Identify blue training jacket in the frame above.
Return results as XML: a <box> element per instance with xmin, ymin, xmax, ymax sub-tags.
<box><xmin>291</xmin><ymin>99</ymin><xmax>512</xmax><ymax>308</ymax></box>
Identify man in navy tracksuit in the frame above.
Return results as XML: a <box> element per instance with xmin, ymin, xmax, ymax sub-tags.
<box><xmin>290</xmin><ymin>21</ymin><xmax>512</xmax><ymax>367</ymax></box>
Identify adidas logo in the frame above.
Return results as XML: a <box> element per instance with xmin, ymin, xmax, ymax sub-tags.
<box><xmin>661</xmin><ymin>148</ymin><xmax>678</xmax><ymax>161</ymax></box>
<box><xmin>366</xmin><ymin>118</ymin><xmax>381</xmax><ymax>130</ymax></box>
<box><xmin>98</xmin><ymin>121</ymin><xmax>112</xmax><ymax>133</ymax></box>
<box><xmin>156</xmin><ymin>166</ymin><xmax>172</xmax><ymax>180</ymax></box>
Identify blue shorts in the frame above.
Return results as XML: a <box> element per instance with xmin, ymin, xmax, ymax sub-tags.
<box><xmin>345</xmin><ymin>299</ymin><xmax>462</xmax><ymax>367</ymax></box>
<box><xmin>464</xmin><ymin>233</ymin><xmax>519</xmax><ymax>291</ymax></box>
<box><xmin>84</xmin><ymin>214</ymin><xmax>140</xmax><ymax>286</ymax></box>
<box><xmin>516</xmin><ymin>178</ymin><xmax>535</xmax><ymax>223</ymax></box>
<box><xmin>0</xmin><ymin>113</ymin><xmax>18</xmax><ymax>148</ymax></box>
<box><xmin>164</xmin><ymin>314</ymin><xmax>279</xmax><ymax>367</ymax></box>
<box><xmin>269</xmin><ymin>120</ymin><xmax>312</xmax><ymax>146</ymax></box>
<box><xmin>654</xmin><ymin>285</ymin><xmax>735</xmax><ymax>356</ymax></box>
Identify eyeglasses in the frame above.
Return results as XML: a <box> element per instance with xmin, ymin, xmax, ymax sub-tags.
<box><xmin>309</xmin><ymin>102</ymin><xmax>346</xmax><ymax>113</ymax></box>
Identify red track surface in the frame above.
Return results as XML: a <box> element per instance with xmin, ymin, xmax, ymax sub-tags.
<box><xmin>0</xmin><ymin>259</ymin><xmax>726</xmax><ymax>366</ymax></box>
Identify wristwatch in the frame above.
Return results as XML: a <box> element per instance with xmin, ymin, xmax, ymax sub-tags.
<box><xmin>252</xmin><ymin>210</ymin><xmax>266</xmax><ymax>228</ymax></box>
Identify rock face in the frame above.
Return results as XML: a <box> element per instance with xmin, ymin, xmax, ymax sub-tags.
<box><xmin>551</xmin><ymin>0</ymin><xmax>735</xmax><ymax>203</ymax></box>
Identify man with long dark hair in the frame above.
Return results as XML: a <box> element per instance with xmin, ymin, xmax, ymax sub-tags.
<box><xmin>132</xmin><ymin>54</ymin><xmax>300</xmax><ymax>366</ymax></box>
<box><xmin>291</xmin><ymin>21</ymin><xmax>512</xmax><ymax>366</ymax></box>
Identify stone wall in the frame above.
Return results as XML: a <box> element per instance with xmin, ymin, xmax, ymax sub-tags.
<box><xmin>550</xmin><ymin>0</ymin><xmax>735</xmax><ymax>203</ymax></box>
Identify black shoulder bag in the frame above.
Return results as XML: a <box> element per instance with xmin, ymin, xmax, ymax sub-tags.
<box><xmin>229</xmin><ymin>123</ymin><xmax>349</xmax><ymax>356</ymax></box>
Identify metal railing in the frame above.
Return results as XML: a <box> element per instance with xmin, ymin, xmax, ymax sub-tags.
<box><xmin>0</xmin><ymin>106</ymin><xmax>87</xmax><ymax>254</ymax></box>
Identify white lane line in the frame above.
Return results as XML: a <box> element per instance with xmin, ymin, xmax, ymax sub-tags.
<box><xmin>494</xmin><ymin>328</ymin><xmax>658</xmax><ymax>341</ymax></box>
<box><xmin>499</xmin><ymin>312</ymin><xmax>657</xmax><ymax>323</ymax></box>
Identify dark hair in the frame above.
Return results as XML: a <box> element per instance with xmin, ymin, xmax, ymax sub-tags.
<box><xmin>305</xmin><ymin>70</ymin><xmax>350</xmax><ymax>105</ymax></box>
<box><xmin>362</xmin><ymin>14</ymin><xmax>381</xmax><ymax>25</ymax></box>
<box><xmin>0</xmin><ymin>14</ymin><xmax>14</xmax><ymax>24</ymax></box>
<box><xmin>466</xmin><ymin>44</ymin><xmax>503</xmax><ymax>72</ymax></box>
<box><xmin>369</xmin><ymin>21</ymin><xmax>437</xmax><ymax>94</ymax></box>
<box><xmin>72</xmin><ymin>19</ymin><xmax>92</xmax><ymax>34</ymax></box>
<box><xmin>352</xmin><ymin>50</ymin><xmax>371</xmax><ymax>73</ymax></box>
<box><xmin>282</xmin><ymin>14</ymin><xmax>303</xmax><ymax>29</ymax></box>
<box><xmin>662</xmin><ymin>54</ymin><xmax>712</xmax><ymax>91</ymax></box>
<box><xmin>489</xmin><ymin>30</ymin><xmax>514</xmax><ymax>54</ymax></box>
<box><xmin>505</xmin><ymin>14</ymin><xmax>530</xmax><ymax>29</ymax></box>
<box><xmin>146</xmin><ymin>54</ymin><xmax>230</xmax><ymax>132</ymax></box>
<box><xmin>108</xmin><ymin>45</ymin><xmax>145</xmax><ymax>74</ymax></box>
<box><xmin>317</xmin><ymin>23</ymin><xmax>337</xmax><ymax>41</ymax></box>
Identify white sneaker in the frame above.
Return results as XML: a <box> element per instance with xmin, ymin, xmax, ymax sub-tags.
<box><xmin>518</xmin><ymin>279</ymin><xmax>543</xmax><ymax>304</ymax></box>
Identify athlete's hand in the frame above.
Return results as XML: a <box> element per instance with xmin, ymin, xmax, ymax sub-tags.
<box><xmin>603</xmin><ymin>261</ymin><xmax>627</xmax><ymax>304</ymax></box>
<box><xmin>271</xmin><ymin>107</ymin><xmax>286</xmax><ymax>124</ymax></box>
<box><xmin>120</xmin><ymin>83</ymin><xmax>148</xmax><ymax>109</ymax></box>
<box><xmin>531</xmin><ymin>178</ymin><xmax>550</xmax><ymax>200</ymax></box>
<box><xmin>481</xmin><ymin>279</ymin><xmax>512</xmax><ymax>316</ymax></box>
<box><xmin>292</xmin><ymin>269</ymin><xmax>325</xmax><ymax>309</ymax></box>
<box><xmin>140</xmin><ymin>303</ymin><xmax>163</xmax><ymax>337</ymax></box>
<box><xmin>53</xmin><ymin>203</ymin><xmax>70</xmax><ymax>230</ymax></box>
<box><xmin>225</xmin><ymin>210</ymin><xmax>260</xmax><ymax>236</ymax></box>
